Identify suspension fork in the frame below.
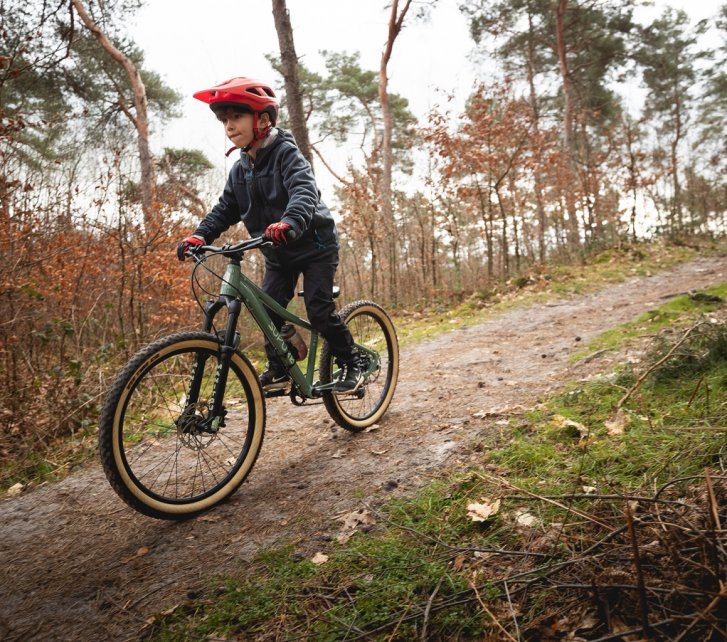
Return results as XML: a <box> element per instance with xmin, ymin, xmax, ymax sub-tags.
<box><xmin>185</xmin><ymin>297</ymin><xmax>240</xmax><ymax>431</ymax></box>
<box><xmin>208</xmin><ymin>298</ymin><xmax>242</xmax><ymax>427</ymax></box>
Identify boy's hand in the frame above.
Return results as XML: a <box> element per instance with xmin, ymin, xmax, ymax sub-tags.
<box><xmin>177</xmin><ymin>235</ymin><xmax>204</xmax><ymax>261</ymax></box>
<box><xmin>264</xmin><ymin>222</ymin><xmax>295</xmax><ymax>246</ymax></box>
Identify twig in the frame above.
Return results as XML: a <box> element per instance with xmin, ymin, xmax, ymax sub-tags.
<box><xmin>704</xmin><ymin>469</ymin><xmax>723</xmax><ymax>583</ymax></box>
<box><xmin>617</xmin><ymin>322</ymin><xmax>706</xmax><ymax>409</ymax></box>
<box><xmin>654</xmin><ymin>474</ymin><xmax>727</xmax><ymax>499</ymax></box>
<box><xmin>672</xmin><ymin>585</ymin><xmax>727</xmax><ymax>642</ymax></box>
<box><xmin>588</xmin><ymin>618</ymin><xmax>676</xmax><ymax>641</ymax></box>
<box><xmin>687</xmin><ymin>374</ymin><xmax>706</xmax><ymax>409</ymax></box>
<box><xmin>385</xmin><ymin>603</ymin><xmax>411</xmax><ymax>642</ymax></box>
<box><xmin>473</xmin><ymin>471</ymin><xmax>612</xmax><ymax>529</ymax></box>
<box><xmin>625</xmin><ymin>502</ymin><xmax>651</xmax><ymax>637</ymax></box>
<box><xmin>420</xmin><ymin>577</ymin><xmax>444</xmax><ymax>641</ymax></box>
<box><xmin>704</xmin><ymin>469</ymin><xmax>722</xmax><ymax>532</ymax></box>
<box><xmin>504</xmin><ymin>493</ymin><xmax>697</xmax><ymax>510</ymax></box>
<box><xmin>503</xmin><ymin>580</ymin><xmax>521</xmax><ymax>641</ymax></box>
<box><xmin>469</xmin><ymin>577</ymin><xmax>518</xmax><ymax>642</ymax></box>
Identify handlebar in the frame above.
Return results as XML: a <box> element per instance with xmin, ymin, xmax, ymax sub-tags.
<box><xmin>189</xmin><ymin>236</ymin><xmax>273</xmax><ymax>259</ymax></box>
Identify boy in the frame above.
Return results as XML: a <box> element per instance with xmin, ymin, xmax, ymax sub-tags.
<box><xmin>177</xmin><ymin>77</ymin><xmax>361</xmax><ymax>393</ymax></box>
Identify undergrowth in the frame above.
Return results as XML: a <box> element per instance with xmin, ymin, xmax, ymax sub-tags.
<box><xmin>149</xmin><ymin>309</ymin><xmax>726</xmax><ymax>639</ymax></box>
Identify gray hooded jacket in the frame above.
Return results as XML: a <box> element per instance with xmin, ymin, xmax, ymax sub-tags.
<box><xmin>194</xmin><ymin>129</ymin><xmax>339</xmax><ymax>266</ymax></box>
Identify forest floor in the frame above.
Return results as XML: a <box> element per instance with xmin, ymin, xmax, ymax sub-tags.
<box><xmin>1</xmin><ymin>253</ymin><xmax>725</xmax><ymax>642</ymax></box>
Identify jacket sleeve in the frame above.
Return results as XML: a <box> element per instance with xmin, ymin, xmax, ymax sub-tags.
<box><xmin>193</xmin><ymin>172</ymin><xmax>241</xmax><ymax>243</ymax></box>
<box><xmin>278</xmin><ymin>144</ymin><xmax>319</xmax><ymax>236</ymax></box>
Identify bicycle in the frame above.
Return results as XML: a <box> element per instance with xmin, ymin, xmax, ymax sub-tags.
<box><xmin>98</xmin><ymin>236</ymin><xmax>399</xmax><ymax>520</ymax></box>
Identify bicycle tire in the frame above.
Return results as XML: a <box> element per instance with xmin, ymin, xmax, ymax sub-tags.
<box><xmin>99</xmin><ymin>332</ymin><xmax>265</xmax><ymax>520</ymax></box>
<box><xmin>320</xmin><ymin>300</ymin><xmax>399</xmax><ymax>432</ymax></box>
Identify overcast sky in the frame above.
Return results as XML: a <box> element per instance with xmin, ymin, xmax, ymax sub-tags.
<box><xmin>132</xmin><ymin>0</ymin><xmax>723</xmax><ymax>199</ymax></box>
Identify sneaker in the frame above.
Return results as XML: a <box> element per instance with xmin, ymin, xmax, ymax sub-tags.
<box><xmin>334</xmin><ymin>360</ymin><xmax>363</xmax><ymax>393</ymax></box>
<box><xmin>259</xmin><ymin>368</ymin><xmax>291</xmax><ymax>391</ymax></box>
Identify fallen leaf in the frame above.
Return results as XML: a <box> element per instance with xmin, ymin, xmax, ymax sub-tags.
<box><xmin>7</xmin><ymin>482</ymin><xmax>24</xmax><ymax>497</ymax></box>
<box><xmin>466</xmin><ymin>499</ymin><xmax>501</xmax><ymax>522</ymax></box>
<box><xmin>331</xmin><ymin>451</ymin><xmax>344</xmax><ymax>459</ymax></box>
<box><xmin>582</xmin><ymin>486</ymin><xmax>597</xmax><ymax>494</ymax></box>
<box><xmin>311</xmin><ymin>552</ymin><xmax>328</xmax><ymax>565</ymax></box>
<box><xmin>605</xmin><ymin>409</ymin><xmax>630</xmax><ymax>436</ymax></box>
<box><xmin>364</xmin><ymin>424</ymin><xmax>380</xmax><ymax>432</ymax></box>
<box><xmin>453</xmin><ymin>554</ymin><xmax>467</xmax><ymax>571</ymax></box>
<box><xmin>552</xmin><ymin>414</ymin><xmax>590</xmax><ymax>438</ymax></box>
<box><xmin>122</xmin><ymin>546</ymin><xmax>151</xmax><ymax>564</ymax></box>
<box><xmin>336</xmin><ymin>509</ymin><xmax>376</xmax><ymax>543</ymax></box>
<box><xmin>161</xmin><ymin>604</ymin><xmax>180</xmax><ymax>616</ymax></box>
<box><xmin>514</xmin><ymin>510</ymin><xmax>538</xmax><ymax>527</ymax></box>
<box><xmin>371</xmin><ymin>449</ymin><xmax>388</xmax><ymax>455</ymax></box>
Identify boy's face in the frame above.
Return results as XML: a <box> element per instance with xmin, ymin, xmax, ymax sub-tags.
<box><xmin>215</xmin><ymin>108</ymin><xmax>256</xmax><ymax>148</ymax></box>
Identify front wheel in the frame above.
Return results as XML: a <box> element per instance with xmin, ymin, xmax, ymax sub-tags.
<box><xmin>321</xmin><ymin>301</ymin><xmax>399</xmax><ymax>432</ymax></box>
<box><xmin>98</xmin><ymin>332</ymin><xmax>266</xmax><ymax>520</ymax></box>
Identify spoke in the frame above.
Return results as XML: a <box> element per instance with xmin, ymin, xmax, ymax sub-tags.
<box><xmin>197</xmin><ymin>444</ymin><xmax>223</xmax><ymax>486</ymax></box>
<box><xmin>214</xmin><ymin>430</ymin><xmax>246</xmax><ymax>460</ymax></box>
<box><xmin>140</xmin><ymin>445</ymin><xmax>182</xmax><ymax>492</ymax></box>
<box><xmin>119</xmin><ymin>344</ymin><xmax>257</xmax><ymax>503</ymax></box>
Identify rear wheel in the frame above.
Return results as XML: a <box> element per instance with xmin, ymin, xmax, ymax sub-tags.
<box><xmin>321</xmin><ymin>301</ymin><xmax>399</xmax><ymax>432</ymax></box>
<box><xmin>98</xmin><ymin>332</ymin><xmax>265</xmax><ymax>520</ymax></box>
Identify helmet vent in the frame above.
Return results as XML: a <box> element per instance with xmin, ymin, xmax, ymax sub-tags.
<box><xmin>246</xmin><ymin>87</ymin><xmax>262</xmax><ymax>96</ymax></box>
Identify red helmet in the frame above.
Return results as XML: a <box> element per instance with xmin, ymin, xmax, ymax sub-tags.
<box><xmin>193</xmin><ymin>77</ymin><xmax>279</xmax><ymax>125</ymax></box>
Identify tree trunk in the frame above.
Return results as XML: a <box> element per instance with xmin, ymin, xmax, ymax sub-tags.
<box><xmin>526</xmin><ymin>9</ymin><xmax>548</xmax><ymax>264</ymax></box>
<box><xmin>671</xmin><ymin>94</ymin><xmax>683</xmax><ymax>231</ymax></box>
<box><xmin>271</xmin><ymin>0</ymin><xmax>313</xmax><ymax>168</ymax></box>
<box><xmin>71</xmin><ymin>0</ymin><xmax>156</xmax><ymax>229</ymax></box>
<box><xmin>552</xmin><ymin>0</ymin><xmax>580</xmax><ymax>250</ymax></box>
<box><xmin>379</xmin><ymin>0</ymin><xmax>413</xmax><ymax>306</ymax></box>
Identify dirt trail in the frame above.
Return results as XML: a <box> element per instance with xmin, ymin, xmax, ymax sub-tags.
<box><xmin>1</xmin><ymin>256</ymin><xmax>725</xmax><ymax>641</ymax></box>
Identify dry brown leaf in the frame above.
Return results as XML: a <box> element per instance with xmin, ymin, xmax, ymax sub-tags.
<box><xmin>466</xmin><ymin>499</ymin><xmax>501</xmax><ymax>522</ymax></box>
<box><xmin>605</xmin><ymin>409</ymin><xmax>630</xmax><ymax>436</ymax></box>
<box><xmin>336</xmin><ymin>509</ymin><xmax>376</xmax><ymax>543</ymax></box>
<box><xmin>310</xmin><ymin>552</ymin><xmax>328</xmax><ymax>565</ymax></box>
<box><xmin>122</xmin><ymin>546</ymin><xmax>151</xmax><ymax>564</ymax></box>
<box><xmin>7</xmin><ymin>482</ymin><xmax>24</xmax><ymax>497</ymax></box>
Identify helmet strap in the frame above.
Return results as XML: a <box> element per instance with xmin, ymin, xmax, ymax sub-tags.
<box><xmin>225</xmin><ymin>113</ymin><xmax>273</xmax><ymax>156</ymax></box>
<box><xmin>250</xmin><ymin>112</ymin><xmax>272</xmax><ymax>147</ymax></box>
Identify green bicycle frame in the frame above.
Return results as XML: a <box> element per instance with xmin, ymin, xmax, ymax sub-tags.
<box><xmin>205</xmin><ymin>258</ymin><xmax>379</xmax><ymax>401</ymax></box>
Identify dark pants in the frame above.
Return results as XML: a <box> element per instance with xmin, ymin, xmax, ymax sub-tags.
<box><xmin>262</xmin><ymin>250</ymin><xmax>354</xmax><ymax>370</ymax></box>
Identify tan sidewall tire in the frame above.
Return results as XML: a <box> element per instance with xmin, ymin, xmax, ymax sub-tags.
<box><xmin>104</xmin><ymin>335</ymin><xmax>265</xmax><ymax>518</ymax></box>
<box><xmin>322</xmin><ymin>301</ymin><xmax>399</xmax><ymax>431</ymax></box>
